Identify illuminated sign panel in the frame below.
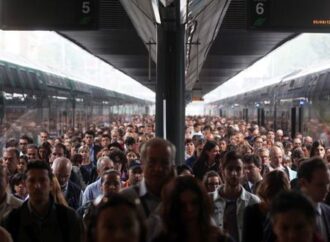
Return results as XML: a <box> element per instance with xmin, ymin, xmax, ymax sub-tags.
<box><xmin>248</xmin><ymin>0</ymin><xmax>330</xmax><ymax>32</ymax></box>
<box><xmin>0</xmin><ymin>0</ymin><xmax>98</xmax><ymax>30</ymax></box>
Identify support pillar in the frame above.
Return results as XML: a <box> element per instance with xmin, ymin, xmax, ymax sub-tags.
<box><xmin>155</xmin><ymin>2</ymin><xmax>185</xmax><ymax>165</ymax></box>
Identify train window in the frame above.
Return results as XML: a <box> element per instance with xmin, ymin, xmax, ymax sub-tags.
<box><xmin>28</xmin><ymin>71</ymin><xmax>39</xmax><ymax>89</ymax></box>
<box><xmin>18</xmin><ymin>69</ymin><xmax>28</xmax><ymax>89</ymax></box>
<box><xmin>289</xmin><ymin>80</ymin><xmax>295</xmax><ymax>87</ymax></box>
<box><xmin>0</xmin><ymin>65</ymin><xmax>7</xmax><ymax>87</ymax></box>
<box><xmin>8</xmin><ymin>67</ymin><xmax>20</xmax><ymax>88</ymax></box>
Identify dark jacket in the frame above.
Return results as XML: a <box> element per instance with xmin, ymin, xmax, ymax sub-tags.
<box><xmin>65</xmin><ymin>181</ymin><xmax>83</xmax><ymax>210</ymax></box>
<box><xmin>3</xmin><ymin>199</ymin><xmax>83</xmax><ymax>242</ymax></box>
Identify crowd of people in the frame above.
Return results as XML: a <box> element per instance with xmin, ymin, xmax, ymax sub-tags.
<box><xmin>0</xmin><ymin>115</ymin><xmax>329</xmax><ymax>242</ymax></box>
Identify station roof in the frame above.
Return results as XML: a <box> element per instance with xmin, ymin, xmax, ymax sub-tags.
<box><xmin>59</xmin><ymin>0</ymin><xmax>296</xmax><ymax>98</ymax></box>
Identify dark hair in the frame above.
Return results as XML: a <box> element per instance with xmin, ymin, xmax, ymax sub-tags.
<box><xmin>124</xmin><ymin>137</ymin><xmax>136</xmax><ymax>146</ymax></box>
<box><xmin>5</xmin><ymin>138</ymin><xmax>18</xmax><ymax>148</ymax></box>
<box><xmin>298</xmin><ymin>157</ymin><xmax>328</xmax><ymax>182</ymax></box>
<box><xmin>101</xmin><ymin>169</ymin><xmax>121</xmax><ymax>183</ymax></box>
<box><xmin>84</xmin><ymin>130</ymin><xmax>95</xmax><ymax>137</ymax></box>
<box><xmin>71</xmin><ymin>154</ymin><xmax>83</xmax><ymax>166</ymax></box>
<box><xmin>242</xmin><ymin>154</ymin><xmax>262</xmax><ymax>169</ymax></box>
<box><xmin>270</xmin><ymin>191</ymin><xmax>315</xmax><ymax>224</ymax></box>
<box><xmin>176</xmin><ymin>164</ymin><xmax>193</xmax><ymax>175</ymax></box>
<box><xmin>38</xmin><ymin>142</ymin><xmax>52</xmax><ymax>162</ymax></box>
<box><xmin>87</xmin><ymin>193</ymin><xmax>146</xmax><ymax>242</ymax></box>
<box><xmin>27</xmin><ymin>144</ymin><xmax>38</xmax><ymax>150</ymax></box>
<box><xmin>310</xmin><ymin>140</ymin><xmax>325</xmax><ymax>157</ymax></box>
<box><xmin>9</xmin><ymin>173</ymin><xmax>26</xmax><ymax>193</ymax></box>
<box><xmin>160</xmin><ymin>176</ymin><xmax>215</xmax><ymax>241</ymax></box>
<box><xmin>19</xmin><ymin>155</ymin><xmax>28</xmax><ymax>164</ymax></box>
<box><xmin>222</xmin><ymin>150</ymin><xmax>242</xmax><ymax>169</ymax></box>
<box><xmin>19</xmin><ymin>134</ymin><xmax>33</xmax><ymax>144</ymax></box>
<box><xmin>108</xmin><ymin>142</ymin><xmax>124</xmax><ymax>151</ymax></box>
<box><xmin>197</xmin><ymin>141</ymin><xmax>218</xmax><ymax>164</ymax></box>
<box><xmin>257</xmin><ymin>170</ymin><xmax>290</xmax><ymax>202</ymax></box>
<box><xmin>26</xmin><ymin>160</ymin><xmax>53</xmax><ymax>180</ymax></box>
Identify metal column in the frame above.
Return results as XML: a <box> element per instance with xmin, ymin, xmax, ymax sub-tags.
<box><xmin>155</xmin><ymin>2</ymin><xmax>185</xmax><ymax>165</ymax></box>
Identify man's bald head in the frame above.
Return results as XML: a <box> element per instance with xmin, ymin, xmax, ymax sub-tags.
<box><xmin>52</xmin><ymin>157</ymin><xmax>72</xmax><ymax>189</ymax></box>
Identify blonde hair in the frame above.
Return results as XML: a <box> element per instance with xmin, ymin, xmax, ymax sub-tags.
<box><xmin>51</xmin><ymin>176</ymin><xmax>68</xmax><ymax>207</ymax></box>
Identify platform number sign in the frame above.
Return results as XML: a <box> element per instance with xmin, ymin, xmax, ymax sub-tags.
<box><xmin>249</xmin><ymin>0</ymin><xmax>269</xmax><ymax>28</ymax></box>
<box><xmin>0</xmin><ymin>0</ymin><xmax>98</xmax><ymax>30</ymax></box>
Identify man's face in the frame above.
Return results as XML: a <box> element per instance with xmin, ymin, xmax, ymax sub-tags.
<box><xmin>128</xmin><ymin>168</ymin><xmax>143</xmax><ymax>185</ymax></box>
<box><xmin>293</xmin><ymin>138</ymin><xmax>302</xmax><ymax>148</ymax></box>
<box><xmin>26</xmin><ymin>169</ymin><xmax>52</xmax><ymax>205</ymax></box>
<box><xmin>101</xmin><ymin>174</ymin><xmax>121</xmax><ymax>196</ymax></box>
<box><xmin>219</xmin><ymin>140</ymin><xmax>227</xmax><ymax>152</ymax></box>
<box><xmin>271</xmin><ymin>148</ymin><xmax>283</xmax><ymax>168</ymax></box>
<box><xmin>27</xmin><ymin>148</ymin><xmax>38</xmax><ymax>161</ymax></box>
<box><xmin>39</xmin><ymin>132</ymin><xmax>48</xmax><ymax>144</ymax></box>
<box><xmin>254</xmin><ymin>138</ymin><xmax>263</xmax><ymax>149</ymax></box>
<box><xmin>301</xmin><ymin>168</ymin><xmax>330</xmax><ymax>203</ymax></box>
<box><xmin>3</xmin><ymin>151</ymin><xmax>18</xmax><ymax>174</ymax></box>
<box><xmin>244</xmin><ymin>162</ymin><xmax>261</xmax><ymax>183</ymax></box>
<box><xmin>84</xmin><ymin>134</ymin><xmax>94</xmax><ymax>146</ymax></box>
<box><xmin>49</xmin><ymin>147</ymin><xmax>64</xmax><ymax>164</ymax></box>
<box><xmin>98</xmin><ymin>160</ymin><xmax>114</xmax><ymax>177</ymax></box>
<box><xmin>223</xmin><ymin>159</ymin><xmax>244</xmax><ymax>188</ymax></box>
<box><xmin>143</xmin><ymin>145</ymin><xmax>173</xmax><ymax>192</ymax></box>
<box><xmin>101</xmin><ymin>137</ymin><xmax>110</xmax><ymax>148</ymax></box>
<box><xmin>19</xmin><ymin>139</ymin><xmax>28</xmax><ymax>153</ymax></box>
<box><xmin>54</xmin><ymin>165</ymin><xmax>71</xmax><ymax>189</ymax></box>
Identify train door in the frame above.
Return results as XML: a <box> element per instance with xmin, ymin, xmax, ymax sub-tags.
<box><xmin>257</xmin><ymin>108</ymin><xmax>265</xmax><ymax>127</ymax></box>
<box><xmin>291</xmin><ymin>106</ymin><xmax>303</xmax><ymax>138</ymax></box>
<box><xmin>243</xmin><ymin>108</ymin><xmax>248</xmax><ymax>123</ymax></box>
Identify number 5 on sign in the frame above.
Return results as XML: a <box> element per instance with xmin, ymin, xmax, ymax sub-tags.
<box><xmin>82</xmin><ymin>1</ymin><xmax>91</xmax><ymax>14</ymax></box>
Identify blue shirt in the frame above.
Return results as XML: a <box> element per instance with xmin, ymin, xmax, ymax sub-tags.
<box><xmin>82</xmin><ymin>178</ymin><xmax>101</xmax><ymax>206</ymax></box>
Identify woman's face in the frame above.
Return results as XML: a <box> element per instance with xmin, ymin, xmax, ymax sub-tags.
<box><xmin>315</xmin><ymin>145</ymin><xmax>325</xmax><ymax>158</ymax></box>
<box><xmin>272</xmin><ymin>210</ymin><xmax>314</xmax><ymax>242</ymax></box>
<box><xmin>179</xmin><ymin>190</ymin><xmax>199</xmax><ymax>222</ymax></box>
<box><xmin>206</xmin><ymin>146</ymin><xmax>220</xmax><ymax>162</ymax></box>
<box><xmin>96</xmin><ymin>205</ymin><xmax>140</xmax><ymax>242</ymax></box>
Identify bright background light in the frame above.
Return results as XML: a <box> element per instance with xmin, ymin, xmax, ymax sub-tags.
<box><xmin>0</xmin><ymin>31</ymin><xmax>155</xmax><ymax>102</ymax></box>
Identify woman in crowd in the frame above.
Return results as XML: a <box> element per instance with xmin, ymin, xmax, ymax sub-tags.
<box><xmin>242</xmin><ymin>170</ymin><xmax>290</xmax><ymax>242</ymax></box>
<box><xmin>192</xmin><ymin>141</ymin><xmax>220</xmax><ymax>180</ymax></box>
<box><xmin>310</xmin><ymin>140</ymin><xmax>326</xmax><ymax>159</ymax></box>
<box><xmin>86</xmin><ymin>193</ymin><xmax>146</xmax><ymax>242</ymax></box>
<box><xmin>79</xmin><ymin>145</ymin><xmax>97</xmax><ymax>185</ymax></box>
<box><xmin>152</xmin><ymin>176</ymin><xmax>233</xmax><ymax>242</ymax></box>
<box><xmin>202</xmin><ymin>170</ymin><xmax>222</xmax><ymax>193</ymax></box>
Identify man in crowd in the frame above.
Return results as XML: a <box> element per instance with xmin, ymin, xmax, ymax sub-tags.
<box><xmin>2</xmin><ymin>148</ymin><xmax>19</xmax><ymax>177</ymax></box>
<box><xmin>121</xmin><ymin>137</ymin><xmax>176</xmax><ymax>219</ymax></box>
<box><xmin>82</xmin><ymin>156</ymin><xmax>114</xmax><ymax>205</ymax></box>
<box><xmin>298</xmin><ymin>157</ymin><xmax>330</xmax><ymax>242</ymax></box>
<box><xmin>52</xmin><ymin>157</ymin><xmax>83</xmax><ymax>210</ymax></box>
<box><xmin>212</xmin><ymin>150</ymin><xmax>260</xmax><ymax>242</ymax></box>
<box><xmin>0</xmin><ymin>165</ymin><xmax>22</xmax><ymax>223</ymax></box>
<box><xmin>242</xmin><ymin>154</ymin><xmax>263</xmax><ymax>194</ymax></box>
<box><xmin>4</xmin><ymin>161</ymin><xmax>82</xmax><ymax>242</ymax></box>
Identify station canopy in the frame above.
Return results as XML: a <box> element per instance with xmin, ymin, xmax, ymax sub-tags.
<box><xmin>204</xmin><ymin>33</ymin><xmax>330</xmax><ymax>103</ymax></box>
<box><xmin>0</xmin><ymin>30</ymin><xmax>155</xmax><ymax>101</ymax></box>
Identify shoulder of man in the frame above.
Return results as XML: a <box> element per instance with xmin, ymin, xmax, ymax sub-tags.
<box><xmin>120</xmin><ymin>184</ymin><xmax>140</xmax><ymax>201</ymax></box>
<box><xmin>8</xmin><ymin>194</ymin><xmax>24</xmax><ymax>208</ymax></box>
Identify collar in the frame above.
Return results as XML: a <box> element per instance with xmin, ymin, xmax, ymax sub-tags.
<box><xmin>213</xmin><ymin>185</ymin><xmax>250</xmax><ymax>201</ymax></box>
<box><xmin>315</xmin><ymin>203</ymin><xmax>322</xmax><ymax>215</ymax></box>
<box><xmin>138</xmin><ymin>179</ymin><xmax>148</xmax><ymax>197</ymax></box>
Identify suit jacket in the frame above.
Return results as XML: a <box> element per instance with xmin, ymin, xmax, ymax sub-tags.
<box><xmin>319</xmin><ymin>202</ymin><xmax>330</xmax><ymax>241</ymax></box>
<box><xmin>65</xmin><ymin>181</ymin><xmax>83</xmax><ymax>210</ymax></box>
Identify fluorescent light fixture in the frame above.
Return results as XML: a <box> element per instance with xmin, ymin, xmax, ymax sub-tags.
<box><xmin>151</xmin><ymin>0</ymin><xmax>161</xmax><ymax>24</ymax></box>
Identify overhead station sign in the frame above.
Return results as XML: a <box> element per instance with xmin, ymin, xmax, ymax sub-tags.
<box><xmin>0</xmin><ymin>0</ymin><xmax>98</xmax><ymax>30</ymax></box>
<box><xmin>248</xmin><ymin>0</ymin><xmax>330</xmax><ymax>32</ymax></box>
